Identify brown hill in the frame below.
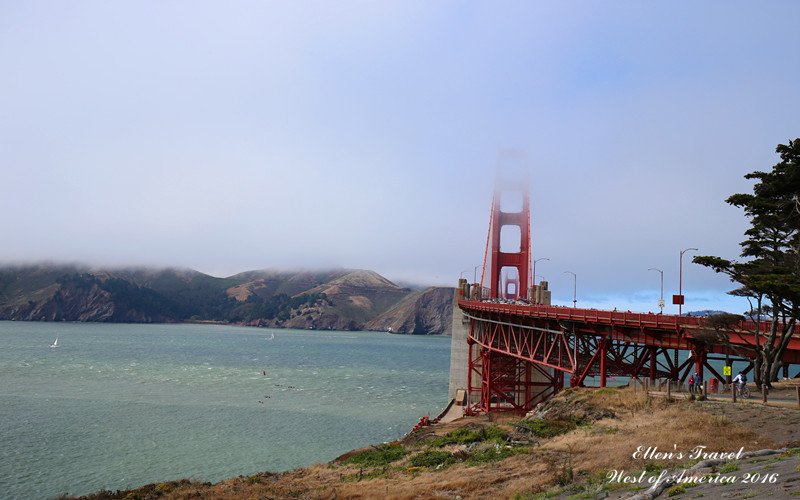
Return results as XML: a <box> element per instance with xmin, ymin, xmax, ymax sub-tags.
<box><xmin>225</xmin><ymin>269</ymin><xmax>353</xmax><ymax>301</ymax></box>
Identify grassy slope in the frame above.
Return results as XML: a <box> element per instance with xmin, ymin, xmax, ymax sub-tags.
<box><xmin>306</xmin><ymin>270</ymin><xmax>412</xmax><ymax>324</ymax></box>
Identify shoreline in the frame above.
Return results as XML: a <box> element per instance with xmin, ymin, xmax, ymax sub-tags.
<box><xmin>67</xmin><ymin>383</ymin><xmax>800</xmax><ymax>499</ymax></box>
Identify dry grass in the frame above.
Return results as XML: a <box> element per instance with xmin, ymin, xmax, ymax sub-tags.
<box><xmin>545</xmin><ymin>403</ymin><xmax>763</xmax><ymax>475</ymax></box>
<box><xmin>71</xmin><ymin>386</ymin><xmax>789</xmax><ymax>500</ymax></box>
<box><xmin>143</xmin><ymin>458</ymin><xmax>556</xmax><ymax>500</ymax></box>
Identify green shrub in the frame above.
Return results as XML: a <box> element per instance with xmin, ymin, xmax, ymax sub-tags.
<box><xmin>513</xmin><ymin>419</ymin><xmax>578</xmax><ymax>439</ymax></box>
<box><xmin>431</xmin><ymin>426</ymin><xmax>506</xmax><ymax>447</ymax></box>
<box><xmin>343</xmin><ymin>443</ymin><xmax>407</xmax><ymax>467</ymax></box>
<box><xmin>409</xmin><ymin>450</ymin><xmax>457</xmax><ymax>468</ymax></box>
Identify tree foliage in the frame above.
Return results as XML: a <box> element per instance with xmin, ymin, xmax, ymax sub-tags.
<box><xmin>101</xmin><ymin>278</ymin><xmax>182</xmax><ymax>320</ymax></box>
<box><xmin>226</xmin><ymin>292</ymin><xmax>328</xmax><ymax>323</ymax></box>
<box><xmin>693</xmin><ymin>139</ymin><xmax>800</xmax><ymax>388</ymax></box>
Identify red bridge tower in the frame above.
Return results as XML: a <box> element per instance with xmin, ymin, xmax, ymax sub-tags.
<box><xmin>486</xmin><ymin>168</ymin><xmax>531</xmax><ymax>300</ymax></box>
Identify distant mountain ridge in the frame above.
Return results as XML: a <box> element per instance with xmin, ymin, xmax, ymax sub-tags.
<box><xmin>0</xmin><ymin>265</ymin><xmax>454</xmax><ymax>334</ymax></box>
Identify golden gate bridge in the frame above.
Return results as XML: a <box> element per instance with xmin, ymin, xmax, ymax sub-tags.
<box><xmin>451</xmin><ymin>168</ymin><xmax>800</xmax><ymax>414</ymax></box>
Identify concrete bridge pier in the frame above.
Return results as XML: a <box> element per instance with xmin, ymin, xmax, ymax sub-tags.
<box><xmin>449</xmin><ymin>280</ymin><xmax>475</xmax><ymax>407</ymax></box>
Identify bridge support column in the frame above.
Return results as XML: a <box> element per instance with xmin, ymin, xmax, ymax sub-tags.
<box><xmin>524</xmin><ymin>361</ymin><xmax>532</xmax><ymax>407</ymax></box>
<box><xmin>599</xmin><ymin>338</ymin><xmax>608</xmax><ymax>388</ymax></box>
<box><xmin>692</xmin><ymin>345</ymin><xmax>707</xmax><ymax>380</ymax></box>
<box><xmin>466</xmin><ymin>339</ymin><xmax>487</xmax><ymax>414</ymax></box>
<box><xmin>449</xmin><ymin>286</ymin><xmax>472</xmax><ymax>404</ymax></box>
<box><xmin>674</xmin><ymin>349</ymin><xmax>679</xmax><ymax>382</ymax></box>
<box><xmin>480</xmin><ymin>349</ymin><xmax>492</xmax><ymax>412</ymax></box>
<box><xmin>650</xmin><ymin>346</ymin><xmax>657</xmax><ymax>384</ymax></box>
<box><xmin>466</xmin><ymin>341</ymin><xmax>475</xmax><ymax>412</ymax></box>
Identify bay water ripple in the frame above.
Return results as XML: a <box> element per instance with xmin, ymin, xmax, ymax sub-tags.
<box><xmin>0</xmin><ymin>321</ymin><xmax>450</xmax><ymax>499</ymax></box>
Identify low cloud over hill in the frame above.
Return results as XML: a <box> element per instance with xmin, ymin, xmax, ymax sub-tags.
<box><xmin>0</xmin><ymin>265</ymin><xmax>454</xmax><ymax>334</ymax></box>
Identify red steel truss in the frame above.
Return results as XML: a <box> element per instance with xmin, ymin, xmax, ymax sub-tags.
<box><xmin>468</xmin><ymin>340</ymin><xmax>563</xmax><ymax>413</ymax></box>
<box><xmin>460</xmin><ymin>300</ymin><xmax>800</xmax><ymax>414</ymax></box>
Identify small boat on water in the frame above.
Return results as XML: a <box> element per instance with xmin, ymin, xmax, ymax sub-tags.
<box><xmin>50</xmin><ymin>336</ymin><xmax>59</xmax><ymax>348</ymax></box>
<box><xmin>266</xmin><ymin>333</ymin><xmax>275</xmax><ymax>340</ymax></box>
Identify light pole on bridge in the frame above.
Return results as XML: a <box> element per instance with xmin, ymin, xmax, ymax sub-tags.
<box><xmin>564</xmin><ymin>271</ymin><xmax>577</xmax><ymax>308</ymax></box>
<box><xmin>678</xmin><ymin>248</ymin><xmax>698</xmax><ymax>316</ymax></box>
<box><xmin>648</xmin><ymin>268</ymin><xmax>664</xmax><ymax>314</ymax></box>
<box><xmin>533</xmin><ymin>258</ymin><xmax>549</xmax><ymax>287</ymax></box>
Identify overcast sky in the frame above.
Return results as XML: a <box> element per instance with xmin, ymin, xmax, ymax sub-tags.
<box><xmin>2</xmin><ymin>1</ymin><xmax>799</xmax><ymax>314</ymax></box>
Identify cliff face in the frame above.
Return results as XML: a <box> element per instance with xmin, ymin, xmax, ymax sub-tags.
<box><xmin>0</xmin><ymin>277</ymin><xmax>167</xmax><ymax>323</ymax></box>
<box><xmin>0</xmin><ymin>265</ymin><xmax>456</xmax><ymax>333</ymax></box>
<box><xmin>364</xmin><ymin>287</ymin><xmax>455</xmax><ymax>335</ymax></box>
<box><xmin>1</xmin><ymin>283</ymin><xmax>115</xmax><ymax>321</ymax></box>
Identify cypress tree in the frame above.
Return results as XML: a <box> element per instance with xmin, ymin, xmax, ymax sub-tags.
<box><xmin>694</xmin><ymin>139</ymin><xmax>800</xmax><ymax>388</ymax></box>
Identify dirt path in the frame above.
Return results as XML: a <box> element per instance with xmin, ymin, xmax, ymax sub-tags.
<box><xmin>695</xmin><ymin>400</ymin><xmax>800</xmax><ymax>447</ymax></box>
<box><xmin>601</xmin><ymin>395</ymin><xmax>800</xmax><ymax>499</ymax></box>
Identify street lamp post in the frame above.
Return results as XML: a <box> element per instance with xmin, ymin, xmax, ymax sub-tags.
<box><xmin>678</xmin><ymin>248</ymin><xmax>698</xmax><ymax>316</ymax></box>
<box><xmin>533</xmin><ymin>258</ymin><xmax>549</xmax><ymax>304</ymax></box>
<box><xmin>648</xmin><ymin>268</ymin><xmax>664</xmax><ymax>314</ymax></box>
<box><xmin>564</xmin><ymin>271</ymin><xmax>577</xmax><ymax>308</ymax></box>
<box><xmin>474</xmin><ymin>265</ymin><xmax>480</xmax><ymax>284</ymax></box>
<box><xmin>533</xmin><ymin>258</ymin><xmax>549</xmax><ymax>287</ymax></box>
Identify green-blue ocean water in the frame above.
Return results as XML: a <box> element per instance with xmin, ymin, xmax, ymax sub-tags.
<box><xmin>0</xmin><ymin>321</ymin><xmax>450</xmax><ymax>499</ymax></box>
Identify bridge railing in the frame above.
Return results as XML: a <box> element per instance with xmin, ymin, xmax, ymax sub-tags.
<box><xmin>458</xmin><ymin>300</ymin><xmax>780</xmax><ymax>334</ymax></box>
<box><xmin>460</xmin><ymin>300</ymin><xmax>692</xmax><ymax>329</ymax></box>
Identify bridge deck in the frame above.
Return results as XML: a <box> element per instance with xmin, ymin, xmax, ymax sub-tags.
<box><xmin>459</xmin><ymin>300</ymin><xmax>800</xmax><ymax>359</ymax></box>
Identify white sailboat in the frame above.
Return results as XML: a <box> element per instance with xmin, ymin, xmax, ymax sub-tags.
<box><xmin>50</xmin><ymin>336</ymin><xmax>59</xmax><ymax>348</ymax></box>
